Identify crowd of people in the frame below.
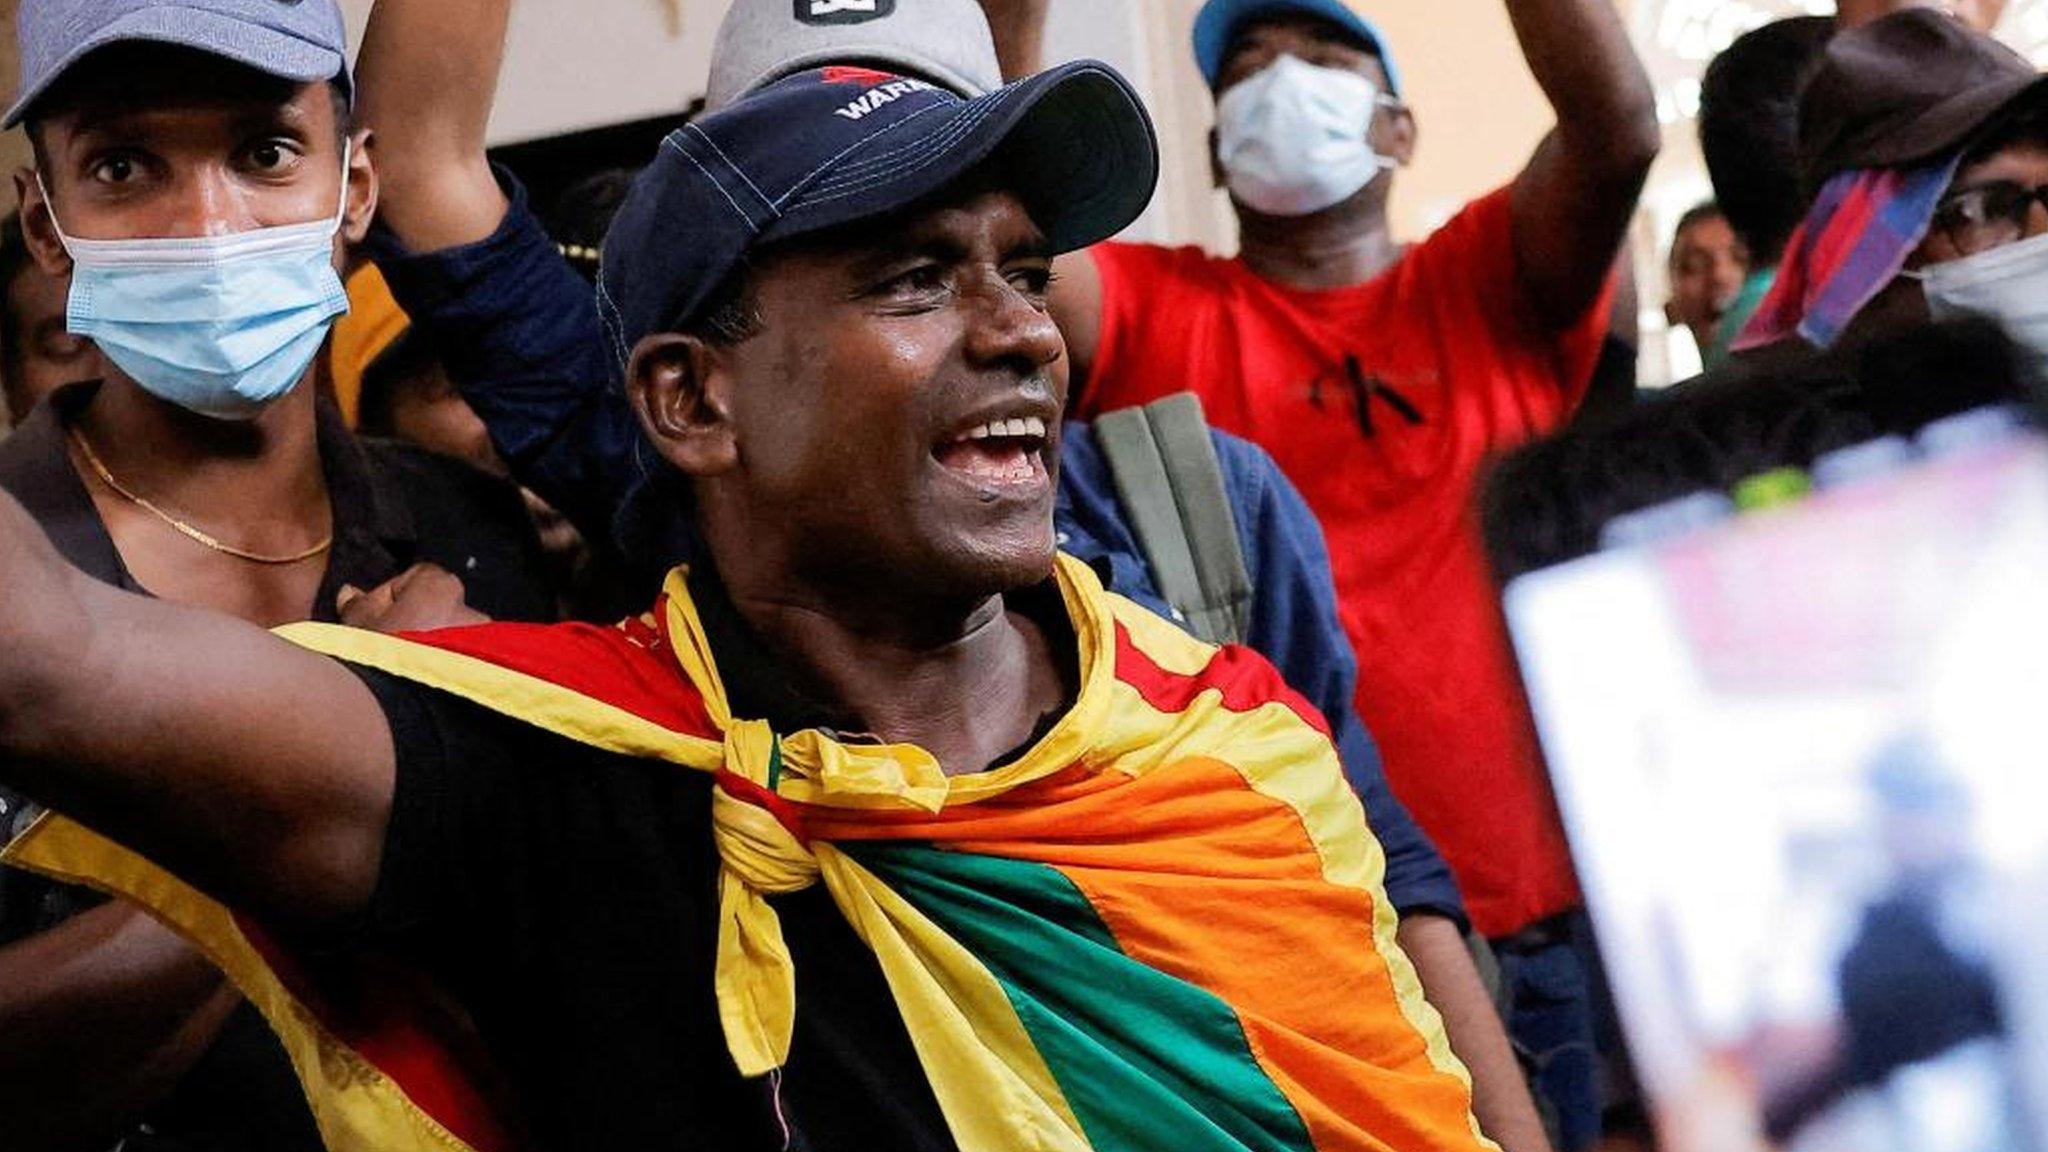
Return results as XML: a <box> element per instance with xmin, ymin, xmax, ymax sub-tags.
<box><xmin>0</xmin><ymin>0</ymin><xmax>2038</xmax><ymax>1150</ymax></box>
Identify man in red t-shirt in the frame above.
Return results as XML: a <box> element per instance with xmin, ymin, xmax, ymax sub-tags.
<box><xmin>976</xmin><ymin>0</ymin><xmax>1656</xmax><ymax>1145</ymax></box>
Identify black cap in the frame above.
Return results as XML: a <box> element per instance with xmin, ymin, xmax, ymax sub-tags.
<box><xmin>597</xmin><ymin>61</ymin><xmax>1158</xmax><ymax>370</ymax></box>
<box><xmin>1800</xmin><ymin>8</ymin><xmax>2048</xmax><ymax>189</ymax></box>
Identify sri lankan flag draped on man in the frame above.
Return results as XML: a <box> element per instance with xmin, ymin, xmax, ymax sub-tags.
<box><xmin>4</xmin><ymin>554</ymin><xmax>1494</xmax><ymax>1152</ymax></box>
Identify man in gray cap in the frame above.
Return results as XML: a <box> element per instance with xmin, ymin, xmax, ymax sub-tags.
<box><xmin>0</xmin><ymin>1</ymin><xmax>556</xmax><ymax>1145</ymax></box>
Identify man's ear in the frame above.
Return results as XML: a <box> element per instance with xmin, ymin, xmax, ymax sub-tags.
<box><xmin>1375</xmin><ymin>105</ymin><xmax>1417</xmax><ymax>168</ymax></box>
<box><xmin>627</xmin><ymin>333</ymin><xmax>741</xmax><ymax>479</ymax></box>
<box><xmin>341</xmin><ymin>127</ymin><xmax>379</xmax><ymax>245</ymax></box>
<box><xmin>1663</xmin><ymin>301</ymin><xmax>1680</xmax><ymax>328</ymax></box>
<box><xmin>15</xmin><ymin>168</ymin><xmax>72</xmax><ymax>277</ymax></box>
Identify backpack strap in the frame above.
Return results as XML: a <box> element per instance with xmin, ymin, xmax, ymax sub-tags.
<box><xmin>1093</xmin><ymin>393</ymin><xmax>1253</xmax><ymax>646</ymax></box>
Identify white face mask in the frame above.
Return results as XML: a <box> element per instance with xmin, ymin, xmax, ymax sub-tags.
<box><xmin>1913</xmin><ymin>229</ymin><xmax>2048</xmax><ymax>361</ymax></box>
<box><xmin>1214</xmin><ymin>54</ymin><xmax>1399</xmax><ymax>218</ymax></box>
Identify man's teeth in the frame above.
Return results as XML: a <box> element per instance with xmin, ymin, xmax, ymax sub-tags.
<box><xmin>959</xmin><ymin>416</ymin><xmax>1048</xmax><ymax>442</ymax></box>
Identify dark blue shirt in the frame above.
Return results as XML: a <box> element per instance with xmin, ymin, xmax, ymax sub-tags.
<box><xmin>363</xmin><ymin>177</ymin><xmax>1464</xmax><ymax>926</ymax></box>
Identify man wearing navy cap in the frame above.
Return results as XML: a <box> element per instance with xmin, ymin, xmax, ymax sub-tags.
<box><xmin>967</xmin><ymin>3</ymin><xmax>1657</xmax><ymax>1146</ymax></box>
<box><xmin>345</xmin><ymin>0</ymin><xmax>1543</xmax><ymax>1143</ymax></box>
<box><xmin>0</xmin><ymin>47</ymin><xmax>1500</xmax><ymax>1152</ymax></box>
<box><xmin>0</xmin><ymin>1</ymin><xmax>557</xmax><ymax>1146</ymax></box>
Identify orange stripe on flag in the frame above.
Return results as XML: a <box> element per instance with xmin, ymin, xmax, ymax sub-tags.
<box><xmin>807</xmin><ymin>758</ymin><xmax>1491</xmax><ymax>1152</ymax></box>
<box><xmin>1054</xmin><ymin>760</ymin><xmax>1491</xmax><ymax>1152</ymax></box>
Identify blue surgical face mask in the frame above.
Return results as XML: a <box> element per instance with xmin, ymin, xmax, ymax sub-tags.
<box><xmin>39</xmin><ymin>149</ymin><xmax>353</xmax><ymax>421</ymax></box>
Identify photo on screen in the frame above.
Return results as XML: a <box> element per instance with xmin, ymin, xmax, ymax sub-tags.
<box><xmin>1506</xmin><ymin>434</ymin><xmax>2048</xmax><ymax>1152</ymax></box>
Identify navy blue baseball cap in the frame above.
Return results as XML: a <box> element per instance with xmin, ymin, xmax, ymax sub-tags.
<box><xmin>598</xmin><ymin>61</ymin><xmax>1158</xmax><ymax>368</ymax></box>
<box><xmin>1192</xmin><ymin>0</ymin><xmax>1401</xmax><ymax>94</ymax></box>
<box><xmin>6</xmin><ymin>0</ymin><xmax>351</xmax><ymax>129</ymax></box>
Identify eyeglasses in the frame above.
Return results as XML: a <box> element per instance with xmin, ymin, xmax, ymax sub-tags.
<box><xmin>1930</xmin><ymin>180</ymin><xmax>2048</xmax><ymax>256</ymax></box>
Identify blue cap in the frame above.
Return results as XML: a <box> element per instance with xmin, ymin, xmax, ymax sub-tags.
<box><xmin>1192</xmin><ymin>0</ymin><xmax>1401</xmax><ymax>94</ymax></box>
<box><xmin>598</xmin><ymin>61</ymin><xmax>1158</xmax><ymax>369</ymax></box>
<box><xmin>6</xmin><ymin>0</ymin><xmax>351</xmax><ymax>128</ymax></box>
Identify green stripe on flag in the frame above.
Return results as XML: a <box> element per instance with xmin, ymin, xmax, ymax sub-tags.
<box><xmin>847</xmin><ymin>843</ymin><xmax>1315</xmax><ymax>1152</ymax></box>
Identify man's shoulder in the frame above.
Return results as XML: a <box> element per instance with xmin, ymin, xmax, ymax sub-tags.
<box><xmin>1058</xmin><ymin>420</ymin><xmax>1307</xmax><ymax>613</ymax></box>
<box><xmin>0</xmin><ymin>398</ymin><xmax>125</xmax><ymax>937</ymax></box>
<box><xmin>0</xmin><ymin>386</ymin><xmax>128</xmax><ymax>584</ymax></box>
<box><xmin>1202</xmin><ymin>426</ymin><xmax>1280</xmax><ymax>489</ymax></box>
<box><xmin>1398</xmin><ymin>185</ymin><xmax>1518</xmax><ymax>278</ymax></box>
<box><xmin>0</xmin><ymin>397</ymin><xmax>68</xmax><ymax>498</ymax></box>
<box><xmin>1064</xmin><ymin>407</ymin><xmax>1272</xmax><ymax>489</ymax></box>
<box><xmin>1098</xmin><ymin>589</ymin><xmax>1330</xmax><ymax>740</ymax></box>
<box><xmin>1199</xmin><ymin>428</ymin><xmax>1319</xmax><ymax>572</ymax></box>
<box><xmin>1427</xmin><ymin>184</ymin><xmax>1518</xmax><ymax>240</ymax></box>
<box><xmin>0</xmin><ymin>385</ymin><xmax>83</xmax><ymax>489</ymax></box>
<box><xmin>298</xmin><ymin>610</ymin><xmax>723</xmax><ymax>751</ymax></box>
<box><xmin>1093</xmin><ymin>240</ymin><xmax>1245</xmax><ymax>294</ymax></box>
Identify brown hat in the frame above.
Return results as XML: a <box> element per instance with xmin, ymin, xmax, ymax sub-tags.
<box><xmin>1799</xmin><ymin>8</ymin><xmax>2048</xmax><ymax>190</ymax></box>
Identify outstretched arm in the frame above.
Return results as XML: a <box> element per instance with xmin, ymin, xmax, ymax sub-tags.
<box><xmin>355</xmin><ymin>0</ymin><xmax>515</xmax><ymax>250</ymax></box>
<box><xmin>1506</xmin><ymin>0</ymin><xmax>1659</xmax><ymax>332</ymax></box>
<box><xmin>0</xmin><ymin>490</ymin><xmax>395</xmax><ymax>932</ymax></box>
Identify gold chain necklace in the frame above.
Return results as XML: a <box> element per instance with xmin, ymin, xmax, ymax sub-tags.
<box><xmin>70</xmin><ymin>429</ymin><xmax>333</xmax><ymax>565</ymax></box>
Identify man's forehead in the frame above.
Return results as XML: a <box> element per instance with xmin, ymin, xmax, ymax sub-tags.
<box><xmin>34</xmin><ymin>43</ymin><xmax>312</xmax><ymax>130</ymax></box>
<box><xmin>1676</xmin><ymin>215</ymin><xmax>1730</xmax><ymax>243</ymax></box>
<box><xmin>1227</xmin><ymin>13</ymin><xmax>1379</xmax><ymax>61</ymax></box>
<box><xmin>1954</xmin><ymin>139</ymin><xmax>2048</xmax><ymax>188</ymax></box>
<box><xmin>1962</xmin><ymin>102</ymin><xmax>2048</xmax><ymax>171</ymax></box>
<box><xmin>786</xmin><ymin>185</ymin><xmax>1052</xmax><ymax>264</ymax></box>
<box><xmin>47</xmin><ymin>94</ymin><xmax>326</xmax><ymax>158</ymax></box>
